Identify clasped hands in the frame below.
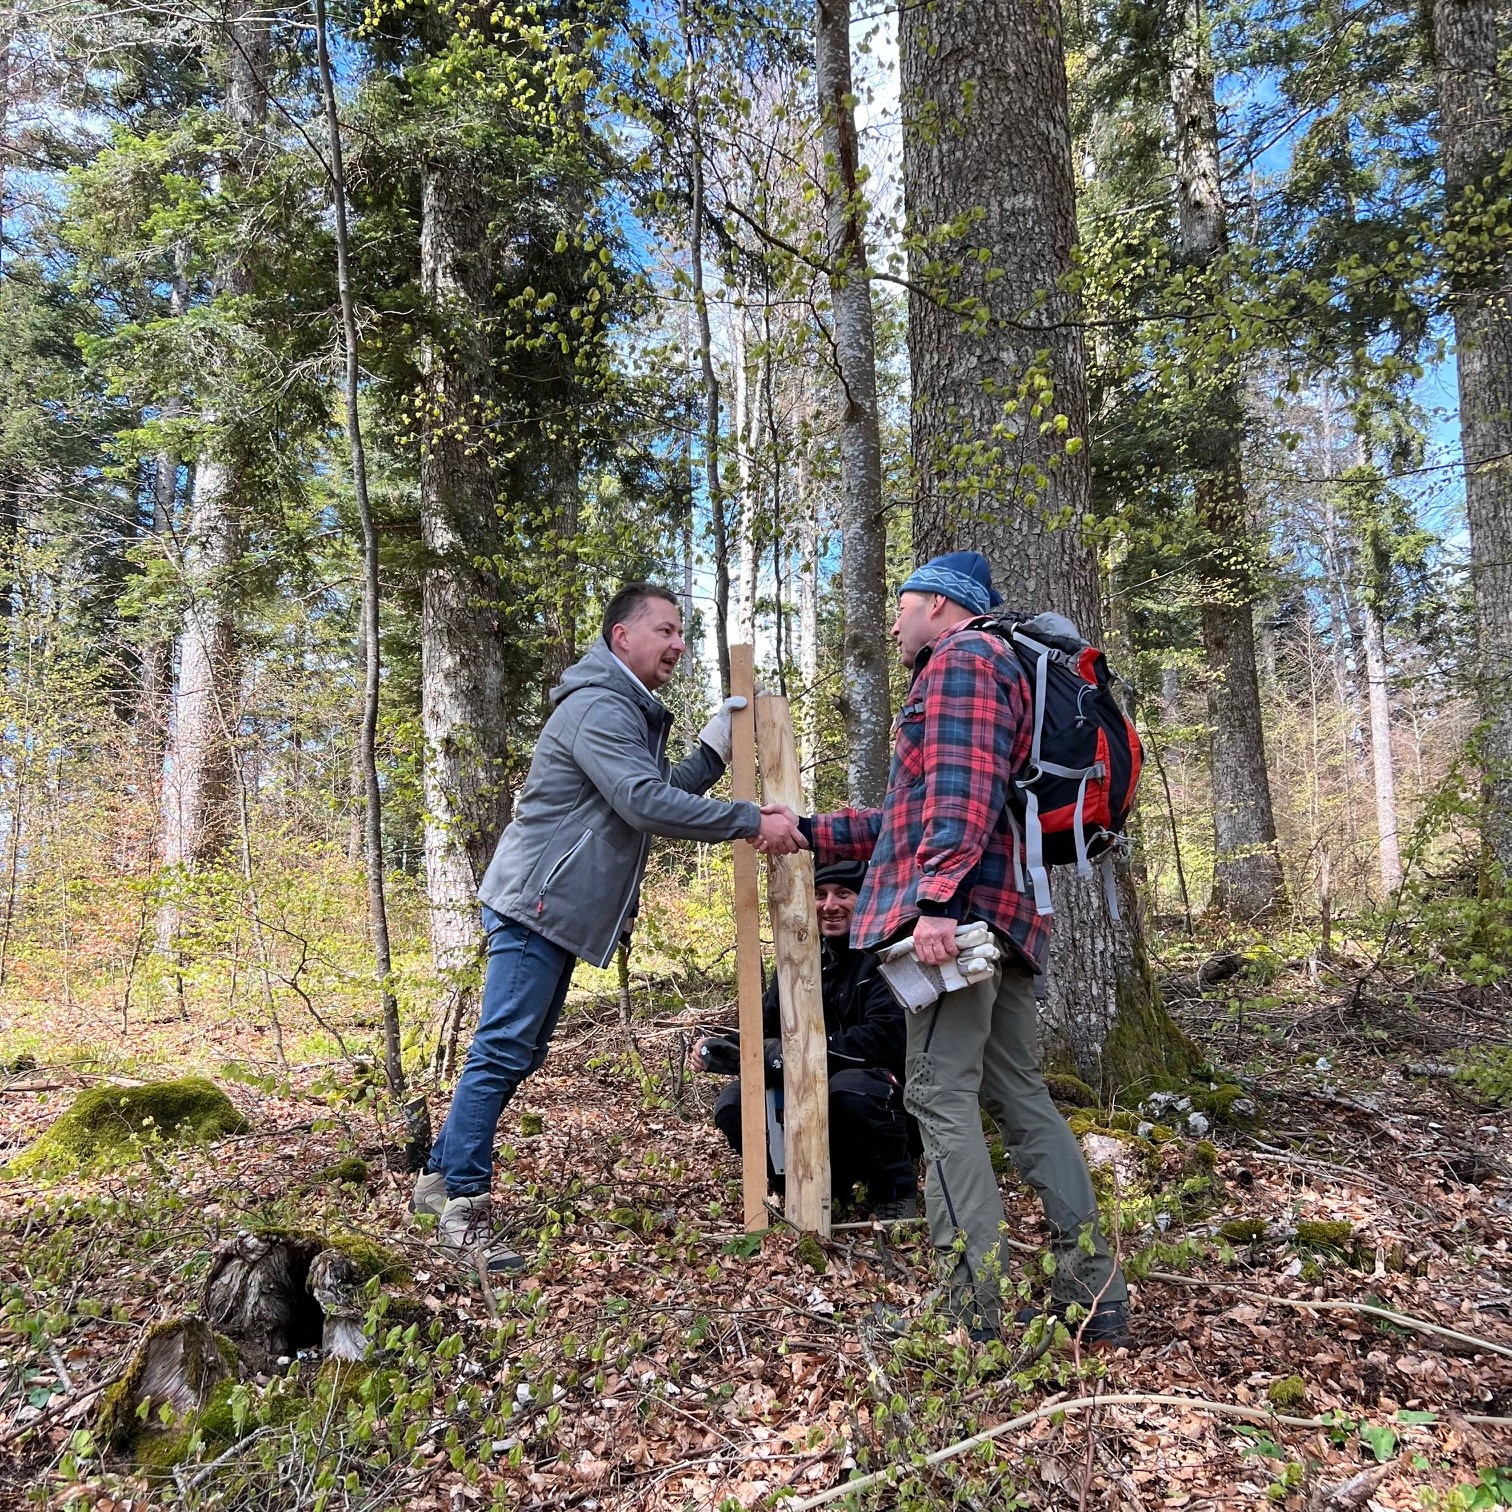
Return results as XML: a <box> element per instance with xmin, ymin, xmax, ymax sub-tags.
<box><xmin>751</xmin><ymin>801</ymin><xmax>807</xmax><ymax>856</ymax></box>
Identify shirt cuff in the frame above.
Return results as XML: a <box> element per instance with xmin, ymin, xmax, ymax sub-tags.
<box><xmin>916</xmin><ymin>889</ymin><xmax>965</xmax><ymax>921</ymax></box>
<box><xmin>798</xmin><ymin>816</ymin><xmax>815</xmax><ymax>849</ymax></box>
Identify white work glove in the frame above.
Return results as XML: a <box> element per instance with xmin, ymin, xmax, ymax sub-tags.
<box><xmin>876</xmin><ymin>923</ymin><xmax>1002</xmax><ymax>1012</ymax></box>
<box><xmin>697</xmin><ymin>695</ymin><xmax>747</xmax><ymax>765</ymax></box>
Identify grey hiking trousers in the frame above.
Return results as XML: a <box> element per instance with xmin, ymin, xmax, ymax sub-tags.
<box><xmin>903</xmin><ymin>958</ymin><xmax>1126</xmax><ymax>1332</ymax></box>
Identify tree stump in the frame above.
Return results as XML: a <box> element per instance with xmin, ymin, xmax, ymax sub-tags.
<box><xmin>306</xmin><ymin>1248</ymin><xmax>369</xmax><ymax>1362</ymax></box>
<box><xmin>203</xmin><ymin>1232</ymin><xmax>326</xmax><ymax>1373</ymax></box>
<box><xmin>96</xmin><ymin>1318</ymin><xmax>233</xmax><ymax>1450</ymax></box>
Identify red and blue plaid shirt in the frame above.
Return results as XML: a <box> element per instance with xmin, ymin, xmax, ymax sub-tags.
<box><xmin>810</xmin><ymin>621</ymin><xmax>1052</xmax><ymax>972</ymax></box>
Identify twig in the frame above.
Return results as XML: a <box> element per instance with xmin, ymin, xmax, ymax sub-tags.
<box><xmin>781</xmin><ymin>1393</ymin><xmax>1512</xmax><ymax>1512</ymax></box>
<box><xmin>179</xmin><ymin>1424</ymin><xmax>281</xmax><ymax>1494</ymax></box>
<box><xmin>1146</xmin><ymin>1271</ymin><xmax>1512</xmax><ymax>1358</ymax></box>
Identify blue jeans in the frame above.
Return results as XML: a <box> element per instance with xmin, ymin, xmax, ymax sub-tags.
<box><xmin>428</xmin><ymin>907</ymin><xmax>577</xmax><ymax>1196</ymax></box>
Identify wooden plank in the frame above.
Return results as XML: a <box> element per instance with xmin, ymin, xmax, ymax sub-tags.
<box><xmin>754</xmin><ymin>693</ymin><xmax>832</xmax><ymax>1237</ymax></box>
<box><xmin>728</xmin><ymin>644</ymin><xmax>768</xmax><ymax>1233</ymax></box>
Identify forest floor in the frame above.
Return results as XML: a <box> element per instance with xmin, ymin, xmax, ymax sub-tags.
<box><xmin>2</xmin><ymin>946</ymin><xmax>1511</xmax><ymax>1511</ymax></box>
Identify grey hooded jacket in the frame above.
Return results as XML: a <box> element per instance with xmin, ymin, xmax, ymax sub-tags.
<box><xmin>478</xmin><ymin>639</ymin><xmax>761</xmax><ymax>968</ymax></box>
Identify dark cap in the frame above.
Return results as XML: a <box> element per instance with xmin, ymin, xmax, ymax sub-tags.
<box><xmin>814</xmin><ymin>860</ymin><xmax>867</xmax><ymax>892</ymax></box>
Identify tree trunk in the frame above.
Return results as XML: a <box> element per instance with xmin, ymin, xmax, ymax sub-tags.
<box><xmin>315</xmin><ymin>0</ymin><xmax>403</xmax><ymax>1095</ymax></box>
<box><xmin>541</xmin><ymin>424</ymin><xmax>580</xmax><ymax>696</ymax></box>
<box><xmin>683</xmin><ymin>8</ymin><xmax>731</xmax><ymax>694</ymax></box>
<box><xmin>419</xmin><ymin>150</ymin><xmax>509</xmax><ymax>1050</ymax></box>
<box><xmin>797</xmin><ymin>443</ymin><xmax>820</xmax><ymax>810</ymax></box>
<box><xmin>1169</xmin><ymin>0</ymin><xmax>1287</xmax><ymax>920</ymax></box>
<box><xmin>815</xmin><ymin>0</ymin><xmax>891</xmax><ymax>806</ymax></box>
<box><xmin>900</xmin><ymin>0</ymin><xmax>1189</xmax><ymax>1089</ymax></box>
<box><xmin>137</xmin><ymin>265</ymin><xmax>188</xmax><ymax>782</ymax></box>
<box><xmin>1360</xmin><ymin>593</ymin><xmax>1401</xmax><ymax>891</ymax></box>
<box><xmin>156</xmin><ymin>5</ymin><xmax>267</xmax><ymax>950</ymax></box>
<box><xmin>1430</xmin><ymin>0</ymin><xmax>1512</xmax><ymax>872</ymax></box>
<box><xmin>734</xmin><ymin>301</ymin><xmax>762</xmax><ymax>644</ymax></box>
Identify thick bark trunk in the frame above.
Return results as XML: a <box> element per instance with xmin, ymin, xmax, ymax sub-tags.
<box><xmin>815</xmin><ymin>0</ymin><xmax>891</xmax><ymax>806</ymax></box>
<box><xmin>157</xmin><ymin>7</ymin><xmax>268</xmax><ymax>919</ymax></box>
<box><xmin>1169</xmin><ymin>0</ymin><xmax>1287</xmax><ymax>920</ymax></box>
<box><xmin>1430</xmin><ymin>0</ymin><xmax>1512</xmax><ymax>871</ymax></box>
<box><xmin>419</xmin><ymin>153</ymin><xmax>509</xmax><ymax>1041</ymax></box>
<box><xmin>541</xmin><ymin>426</ymin><xmax>580</xmax><ymax>696</ymax></box>
<box><xmin>900</xmin><ymin>0</ymin><xmax>1187</xmax><ymax>1088</ymax></box>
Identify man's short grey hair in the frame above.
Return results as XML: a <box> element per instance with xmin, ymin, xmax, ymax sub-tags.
<box><xmin>601</xmin><ymin>582</ymin><xmax>680</xmax><ymax>646</ymax></box>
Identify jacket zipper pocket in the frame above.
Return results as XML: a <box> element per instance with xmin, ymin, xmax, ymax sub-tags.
<box><xmin>536</xmin><ymin>829</ymin><xmax>592</xmax><ymax>914</ymax></box>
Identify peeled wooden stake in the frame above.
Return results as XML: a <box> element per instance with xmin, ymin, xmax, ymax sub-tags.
<box><xmin>728</xmin><ymin>645</ymin><xmax>768</xmax><ymax>1232</ymax></box>
<box><xmin>755</xmin><ymin>692</ymin><xmax>831</xmax><ymax>1237</ymax></box>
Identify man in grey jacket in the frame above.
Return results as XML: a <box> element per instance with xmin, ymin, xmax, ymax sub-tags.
<box><xmin>414</xmin><ymin>582</ymin><xmax>804</xmax><ymax>1269</ymax></box>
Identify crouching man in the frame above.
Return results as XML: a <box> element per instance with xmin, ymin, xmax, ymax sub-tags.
<box><xmin>414</xmin><ymin>583</ymin><xmax>805</xmax><ymax>1270</ymax></box>
<box><xmin>691</xmin><ymin>861</ymin><xmax>920</xmax><ymax>1219</ymax></box>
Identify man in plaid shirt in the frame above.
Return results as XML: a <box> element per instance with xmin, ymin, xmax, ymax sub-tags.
<box><xmin>793</xmin><ymin>551</ymin><xmax>1127</xmax><ymax>1344</ymax></box>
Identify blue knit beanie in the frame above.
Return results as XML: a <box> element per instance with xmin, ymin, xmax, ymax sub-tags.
<box><xmin>898</xmin><ymin>551</ymin><xmax>1003</xmax><ymax>616</ymax></box>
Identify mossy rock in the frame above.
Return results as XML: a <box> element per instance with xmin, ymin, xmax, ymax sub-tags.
<box><xmin>1219</xmin><ymin>1218</ymin><xmax>1267</xmax><ymax>1244</ymax></box>
<box><xmin>1268</xmin><ymin>1374</ymin><xmax>1308</xmax><ymax>1410</ymax></box>
<box><xmin>1189</xmin><ymin>1083</ymin><xmax>1258</xmax><ymax>1126</ymax></box>
<box><xmin>1045</xmin><ymin>1072</ymin><xmax>1096</xmax><ymax>1107</ymax></box>
<box><xmin>9</xmin><ymin>1077</ymin><xmax>248</xmax><ymax>1177</ymax></box>
<box><xmin>1294</xmin><ymin>1219</ymin><xmax>1353</xmax><ymax>1251</ymax></box>
<box><xmin>312</xmin><ymin>1157</ymin><xmax>370</xmax><ymax>1187</ymax></box>
<box><xmin>519</xmin><ymin>1112</ymin><xmax>545</xmax><ymax>1136</ymax></box>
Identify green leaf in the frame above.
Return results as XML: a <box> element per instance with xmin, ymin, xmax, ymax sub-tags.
<box><xmin>1359</xmin><ymin>1424</ymin><xmax>1397</xmax><ymax>1462</ymax></box>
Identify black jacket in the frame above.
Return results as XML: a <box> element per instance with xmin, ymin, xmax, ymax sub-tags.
<box><xmin>761</xmin><ymin>938</ymin><xmax>905</xmax><ymax>1080</ymax></box>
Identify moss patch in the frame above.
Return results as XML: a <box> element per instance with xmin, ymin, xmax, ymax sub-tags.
<box><xmin>1189</xmin><ymin>1083</ymin><xmax>1258</xmax><ymax>1125</ymax></box>
<box><xmin>795</xmin><ymin>1233</ymin><xmax>827</xmax><ymax>1274</ymax></box>
<box><xmin>1268</xmin><ymin>1374</ymin><xmax>1308</xmax><ymax>1410</ymax></box>
<box><xmin>1295</xmin><ymin>1219</ymin><xmax>1353</xmax><ymax>1250</ymax></box>
<box><xmin>322</xmin><ymin>1232</ymin><xmax>409</xmax><ymax>1284</ymax></box>
<box><xmin>1219</xmin><ymin>1218</ymin><xmax>1267</xmax><ymax>1244</ymax></box>
<box><xmin>9</xmin><ymin>1077</ymin><xmax>248</xmax><ymax>1177</ymax></box>
<box><xmin>1045</xmin><ymin>1072</ymin><xmax>1096</xmax><ymax>1107</ymax></box>
<box><xmin>312</xmin><ymin>1157</ymin><xmax>370</xmax><ymax>1187</ymax></box>
<box><xmin>1093</xmin><ymin>948</ymin><xmax>1198</xmax><ymax>1099</ymax></box>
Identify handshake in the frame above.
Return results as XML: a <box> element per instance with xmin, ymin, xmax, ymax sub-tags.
<box><xmin>699</xmin><ymin>697</ymin><xmax>806</xmax><ymax>857</ymax></box>
<box><xmin>752</xmin><ymin>802</ymin><xmax>807</xmax><ymax>857</ymax></box>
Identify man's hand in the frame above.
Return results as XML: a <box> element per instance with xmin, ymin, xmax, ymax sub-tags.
<box><xmin>912</xmin><ymin>914</ymin><xmax>960</xmax><ymax>965</ymax></box>
<box><xmin>753</xmin><ymin>804</ymin><xmax>807</xmax><ymax>855</ymax></box>
<box><xmin>697</xmin><ymin>695</ymin><xmax>747</xmax><ymax>765</ymax></box>
<box><xmin>688</xmin><ymin>1035</ymin><xmax>711</xmax><ymax>1074</ymax></box>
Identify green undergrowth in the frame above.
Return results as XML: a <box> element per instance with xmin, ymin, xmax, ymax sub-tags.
<box><xmin>1451</xmin><ymin>1046</ymin><xmax>1512</xmax><ymax>1108</ymax></box>
<box><xmin>7</xmin><ymin>1077</ymin><xmax>249</xmax><ymax>1177</ymax></box>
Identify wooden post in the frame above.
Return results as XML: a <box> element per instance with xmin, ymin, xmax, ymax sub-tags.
<box><xmin>728</xmin><ymin>645</ymin><xmax>768</xmax><ymax>1232</ymax></box>
<box><xmin>754</xmin><ymin>693</ymin><xmax>832</xmax><ymax>1236</ymax></box>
